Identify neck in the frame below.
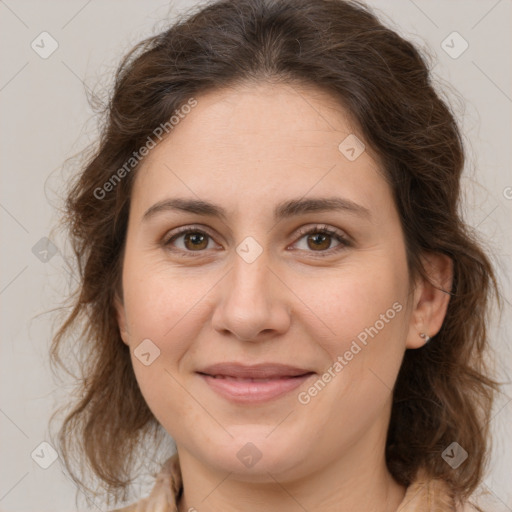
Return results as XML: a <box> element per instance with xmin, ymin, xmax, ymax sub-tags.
<box><xmin>176</xmin><ymin>423</ymin><xmax>406</xmax><ymax>512</ymax></box>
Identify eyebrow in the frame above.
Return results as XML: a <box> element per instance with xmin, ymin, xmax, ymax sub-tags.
<box><xmin>142</xmin><ymin>196</ymin><xmax>371</xmax><ymax>223</ymax></box>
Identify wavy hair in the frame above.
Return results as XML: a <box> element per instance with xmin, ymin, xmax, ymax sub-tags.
<box><xmin>50</xmin><ymin>0</ymin><xmax>500</xmax><ymax>507</ymax></box>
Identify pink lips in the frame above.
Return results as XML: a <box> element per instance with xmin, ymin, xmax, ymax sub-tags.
<box><xmin>197</xmin><ymin>362</ymin><xmax>315</xmax><ymax>404</ymax></box>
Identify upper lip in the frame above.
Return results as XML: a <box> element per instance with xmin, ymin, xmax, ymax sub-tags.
<box><xmin>197</xmin><ymin>362</ymin><xmax>314</xmax><ymax>379</ymax></box>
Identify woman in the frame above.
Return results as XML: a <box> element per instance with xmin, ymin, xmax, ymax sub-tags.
<box><xmin>50</xmin><ymin>0</ymin><xmax>501</xmax><ymax>510</ymax></box>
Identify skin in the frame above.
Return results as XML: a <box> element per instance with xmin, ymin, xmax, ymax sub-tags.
<box><xmin>115</xmin><ymin>82</ymin><xmax>452</xmax><ymax>512</ymax></box>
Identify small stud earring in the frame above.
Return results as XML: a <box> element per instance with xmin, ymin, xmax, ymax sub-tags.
<box><xmin>419</xmin><ymin>332</ymin><xmax>431</xmax><ymax>342</ymax></box>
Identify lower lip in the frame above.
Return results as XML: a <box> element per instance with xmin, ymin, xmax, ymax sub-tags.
<box><xmin>198</xmin><ymin>373</ymin><xmax>315</xmax><ymax>404</ymax></box>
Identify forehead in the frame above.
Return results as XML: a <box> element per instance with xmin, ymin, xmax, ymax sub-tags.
<box><xmin>130</xmin><ymin>81</ymin><xmax>391</xmax><ymax>220</ymax></box>
<box><xmin>165</xmin><ymin>81</ymin><xmax>363</xmax><ymax>152</ymax></box>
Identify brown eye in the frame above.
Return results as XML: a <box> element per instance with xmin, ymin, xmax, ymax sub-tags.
<box><xmin>164</xmin><ymin>228</ymin><xmax>216</xmax><ymax>254</ymax></box>
<box><xmin>292</xmin><ymin>225</ymin><xmax>351</xmax><ymax>256</ymax></box>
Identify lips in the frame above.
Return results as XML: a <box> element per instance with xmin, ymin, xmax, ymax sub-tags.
<box><xmin>196</xmin><ymin>362</ymin><xmax>315</xmax><ymax>404</ymax></box>
<box><xmin>197</xmin><ymin>362</ymin><xmax>313</xmax><ymax>379</ymax></box>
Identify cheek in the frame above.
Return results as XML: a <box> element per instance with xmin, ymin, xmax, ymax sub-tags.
<box><xmin>121</xmin><ymin>261</ymin><xmax>208</xmax><ymax>432</ymax></box>
<box><xmin>294</xmin><ymin>256</ymin><xmax>409</xmax><ymax>405</ymax></box>
<box><xmin>122</xmin><ymin>256</ymin><xmax>208</xmax><ymax>341</ymax></box>
<box><xmin>121</xmin><ymin>257</ymin><xmax>220</xmax><ymax>415</ymax></box>
<box><xmin>297</xmin><ymin>257</ymin><xmax>408</xmax><ymax>351</ymax></box>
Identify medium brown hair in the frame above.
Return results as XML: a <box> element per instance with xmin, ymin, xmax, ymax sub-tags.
<box><xmin>50</xmin><ymin>0</ymin><xmax>500</xmax><ymax>506</ymax></box>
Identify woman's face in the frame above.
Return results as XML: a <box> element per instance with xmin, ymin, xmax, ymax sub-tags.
<box><xmin>116</xmin><ymin>82</ymin><xmax>430</xmax><ymax>480</ymax></box>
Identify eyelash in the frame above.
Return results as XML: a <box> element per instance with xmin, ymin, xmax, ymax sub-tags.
<box><xmin>162</xmin><ymin>224</ymin><xmax>351</xmax><ymax>258</ymax></box>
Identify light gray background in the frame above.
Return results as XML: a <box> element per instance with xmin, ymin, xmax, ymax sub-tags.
<box><xmin>0</xmin><ymin>1</ymin><xmax>511</xmax><ymax>511</ymax></box>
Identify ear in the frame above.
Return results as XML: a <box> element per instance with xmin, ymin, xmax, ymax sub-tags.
<box><xmin>114</xmin><ymin>293</ymin><xmax>130</xmax><ymax>346</ymax></box>
<box><xmin>406</xmin><ymin>252</ymin><xmax>453</xmax><ymax>349</ymax></box>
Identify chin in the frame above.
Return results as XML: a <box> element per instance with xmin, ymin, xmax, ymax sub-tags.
<box><xmin>199</xmin><ymin>427</ymin><xmax>311</xmax><ymax>481</ymax></box>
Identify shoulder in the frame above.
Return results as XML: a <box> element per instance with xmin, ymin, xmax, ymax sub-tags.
<box><xmin>108</xmin><ymin>453</ymin><xmax>182</xmax><ymax>512</ymax></box>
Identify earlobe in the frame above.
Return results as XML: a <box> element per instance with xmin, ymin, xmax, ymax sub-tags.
<box><xmin>114</xmin><ymin>293</ymin><xmax>130</xmax><ymax>346</ymax></box>
<box><xmin>405</xmin><ymin>252</ymin><xmax>453</xmax><ymax>349</ymax></box>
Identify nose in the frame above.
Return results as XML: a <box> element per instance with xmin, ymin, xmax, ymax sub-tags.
<box><xmin>211</xmin><ymin>250</ymin><xmax>292</xmax><ymax>342</ymax></box>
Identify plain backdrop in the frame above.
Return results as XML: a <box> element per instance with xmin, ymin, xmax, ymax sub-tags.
<box><xmin>1</xmin><ymin>0</ymin><xmax>511</xmax><ymax>511</ymax></box>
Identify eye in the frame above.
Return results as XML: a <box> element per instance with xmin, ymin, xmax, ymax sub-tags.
<box><xmin>163</xmin><ymin>226</ymin><xmax>218</xmax><ymax>255</ymax></box>
<box><xmin>291</xmin><ymin>224</ymin><xmax>351</xmax><ymax>256</ymax></box>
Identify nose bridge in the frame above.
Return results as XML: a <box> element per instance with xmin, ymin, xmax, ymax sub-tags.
<box><xmin>212</xmin><ymin>245</ymin><xmax>291</xmax><ymax>341</ymax></box>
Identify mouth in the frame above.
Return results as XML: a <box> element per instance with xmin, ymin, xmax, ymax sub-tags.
<box><xmin>196</xmin><ymin>363</ymin><xmax>316</xmax><ymax>404</ymax></box>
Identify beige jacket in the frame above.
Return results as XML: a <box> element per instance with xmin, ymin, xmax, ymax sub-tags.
<box><xmin>111</xmin><ymin>453</ymin><xmax>479</xmax><ymax>512</ymax></box>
